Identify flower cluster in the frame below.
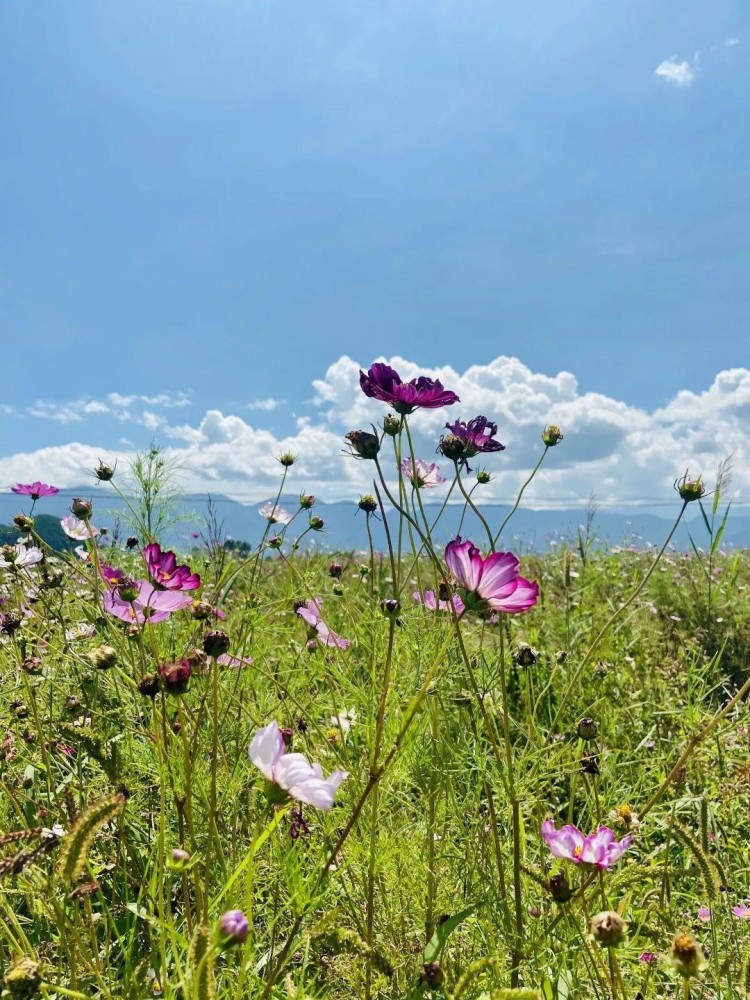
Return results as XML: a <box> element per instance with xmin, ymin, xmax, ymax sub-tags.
<box><xmin>541</xmin><ymin>820</ymin><xmax>632</xmax><ymax>870</ymax></box>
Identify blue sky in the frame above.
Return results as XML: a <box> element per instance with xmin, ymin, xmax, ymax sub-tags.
<box><xmin>1</xmin><ymin>0</ymin><xmax>748</xmax><ymax>503</ymax></box>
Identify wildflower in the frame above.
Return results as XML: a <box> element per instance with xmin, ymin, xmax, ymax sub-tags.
<box><xmin>258</xmin><ymin>502</ymin><xmax>292</xmax><ymax>525</ymax></box>
<box><xmin>541</xmin><ymin>820</ymin><xmax>632</xmax><ymax>869</ymax></box>
<box><xmin>413</xmin><ymin>590</ymin><xmax>465</xmax><ymax>614</ymax></box>
<box><xmin>217</xmin><ymin>652</ymin><xmax>253</xmax><ymax>669</ymax></box>
<box><xmin>669</xmin><ymin>931</ymin><xmax>706</xmax><ymax>978</ymax></box>
<box><xmin>640</xmin><ymin>952</ymin><xmax>659</xmax><ymax>965</ymax></box>
<box><xmin>103</xmin><ymin>581</ymin><xmax>193</xmax><ymax>624</ymax></box>
<box><xmin>589</xmin><ymin>910</ymin><xmax>628</xmax><ymax>947</ymax></box>
<box><xmin>249</xmin><ymin>720</ymin><xmax>348</xmax><ymax>810</ymax></box>
<box><xmin>401</xmin><ymin>458</ymin><xmax>446</xmax><ymax>489</ymax></box>
<box><xmin>296</xmin><ymin>598</ymin><xmax>351</xmax><ymax>649</ymax></box>
<box><xmin>11</xmin><ymin>482</ymin><xmax>59</xmax><ymax>499</ymax></box>
<box><xmin>697</xmin><ymin>907</ymin><xmax>711</xmax><ymax>924</ymax></box>
<box><xmin>608</xmin><ymin>804</ymin><xmax>640</xmax><ymax>831</ymax></box>
<box><xmin>65</xmin><ymin>622</ymin><xmax>96</xmax><ymax>642</ymax></box>
<box><xmin>675</xmin><ymin>471</ymin><xmax>706</xmax><ymax>503</ymax></box>
<box><xmin>99</xmin><ymin>564</ymin><xmax>126</xmax><ymax>588</ymax></box>
<box><xmin>733</xmin><ymin>905</ymin><xmax>750</xmax><ymax>919</ymax></box>
<box><xmin>143</xmin><ymin>543</ymin><xmax>201</xmax><ymax>591</ymax></box>
<box><xmin>0</xmin><ymin>544</ymin><xmax>43</xmax><ymax>570</ymax></box>
<box><xmin>215</xmin><ymin>909</ymin><xmax>249</xmax><ymax>948</ymax></box>
<box><xmin>445</xmin><ymin>537</ymin><xmax>539</xmax><ymax>614</ymax></box>
<box><xmin>439</xmin><ymin>416</ymin><xmax>504</xmax><ymax>467</ymax></box>
<box><xmin>329</xmin><ymin>561</ymin><xmax>343</xmax><ymax>578</ymax></box>
<box><xmin>330</xmin><ymin>709</ymin><xmax>357</xmax><ymax>736</ymax></box>
<box><xmin>60</xmin><ymin>515</ymin><xmax>100</xmax><ymax>541</ymax></box>
<box><xmin>359</xmin><ymin>362</ymin><xmax>459</xmax><ymax>414</ymax></box>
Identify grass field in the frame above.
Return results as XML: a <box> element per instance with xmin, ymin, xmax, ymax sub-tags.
<box><xmin>0</xmin><ymin>387</ymin><xmax>748</xmax><ymax>1000</ymax></box>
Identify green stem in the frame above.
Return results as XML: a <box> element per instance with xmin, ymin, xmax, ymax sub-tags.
<box><xmin>493</xmin><ymin>447</ymin><xmax>549</xmax><ymax>545</ymax></box>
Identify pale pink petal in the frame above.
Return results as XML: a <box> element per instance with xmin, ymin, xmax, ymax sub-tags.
<box><xmin>249</xmin><ymin>722</ymin><xmax>285</xmax><ymax>781</ymax></box>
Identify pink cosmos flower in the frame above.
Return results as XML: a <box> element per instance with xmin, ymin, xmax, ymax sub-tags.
<box><xmin>445</xmin><ymin>537</ymin><xmax>539</xmax><ymax>614</ymax></box>
<box><xmin>99</xmin><ymin>564</ymin><xmax>126</xmax><ymax>588</ymax></box>
<box><xmin>217</xmin><ymin>653</ymin><xmax>253</xmax><ymax>669</ymax></box>
<box><xmin>143</xmin><ymin>543</ymin><xmax>201</xmax><ymax>591</ymax></box>
<box><xmin>258</xmin><ymin>502</ymin><xmax>293</xmax><ymax>525</ymax></box>
<box><xmin>102</xmin><ymin>580</ymin><xmax>193</xmax><ymax>624</ymax></box>
<box><xmin>401</xmin><ymin>458</ymin><xmax>446</xmax><ymax>489</ymax></box>
<box><xmin>249</xmin><ymin>720</ymin><xmax>348</xmax><ymax>811</ymax></box>
<box><xmin>11</xmin><ymin>482</ymin><xmax>59</xmax><ymax>499</ymax></box>
<box><xmin>541</xmin><ymin>820</ymin><xmax>633</xmax><ymax>870</ymax></box>
<box><xmin>61</xmin><ymin>515</ymin><xmax>100</xmax><ymax>541</ymax></box>
<box><xmin>733</xmin><ymin>905</ymin><xmax>750</xmax><ymax>919</ymax></box>
<box><xmin>359</xmin><ymin>363</ymin><xmax>459</xmax><ymax>414</ymax></box>
<box><xmin>640</xmin><ymin>952</ymin><xmax>659</xmax><ymax>965</ymax></box>
<box><xmin>413</xmin><ymin>590</ymin><xmax>465</xmax><ymax>614</ymax></box>
<box><xmin>697</xmin><ymin>907</ymin><xmax>711</xmax><ymax>924</ymax></box>
<box><xmin>441</xmin><ymin>416</ymin><xmax>505</xmax><ymax>459</ymax></box>
<box><xmin>296</xmin><ymin>598</ymin><xmax>351</xmax><ymax>649</ymax></box>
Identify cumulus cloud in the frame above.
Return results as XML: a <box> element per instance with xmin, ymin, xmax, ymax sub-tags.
<box><xmin>25</xmin><ymin>391</ymin><xmax>192</xmax><ymax>425</ymax></box>
<box><xmin>655</xmin><ymin>56</ymin><xmax>696</xmax><ymax>86</ymax></box>
<box><xmin>247</xmin><ymin>398</ymin><xmax>286</xmax><ymax>411</ymax></box>
<box><xmin>1</xmin><ymin>356</ymin><xmax>747</xmax><ymax>507</ymax></box>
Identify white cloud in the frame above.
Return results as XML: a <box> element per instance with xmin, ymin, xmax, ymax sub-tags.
<box><xmin>1</xmin><ymin>357</ymin><xmax>748</xmax><ymax>507</ymax></box>
<box><xmin>725</xmin><ymin>37</ymin><xmax>740</xmax><ymax>48</ymax></box>
<box><xmin>24</xmin><ymin>391</ymin><xmax>192</xmax><ymax>425</ymax></box>
<box><xmin>655</xmin><ymin>56</ymin><xmax>696</xmax><ymax>87</ymax></box>
<box><xmin>247</xmin><ymin>398</ymin><xmax>286</xmax><ymax>411</ymax></box>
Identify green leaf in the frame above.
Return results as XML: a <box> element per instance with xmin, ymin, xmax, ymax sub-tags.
<box><xmin>423</xmin><ymin>905</ymin><xmax>477</xmax><ymax>963</ymax></box>
<box><xmin>710</xmin><ymin>502</ymin><xmax>732</xmax><ymax>556</ymax></box>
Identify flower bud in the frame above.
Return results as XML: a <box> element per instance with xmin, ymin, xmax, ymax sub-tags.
<box><xmin>590</xmin><ymin>910</ymin><xmax>627</xmax><ymax>947</ymax></box>
<box><xmin>418</xmin><ymin>962</ymin><xmax>444</xmax><ymax>988</ymax></box>
<box><xmin>383</xmin><ymin>413</ymin><xmax>401</xmax><ymax>437</ymax></box>
<box><xmin>548</xmin><ymin>872</ymin><xmax>573</xmax><ymax>903</ymax></box>
<box><xmin>309</xmin><ymin>516</ymin><xmax>324</xmax><ymax>531</ymax></box>
<box><xmin>0</xmin><ymin>611</ymin><xmax>23</xmax><ymax>634</ymax></box>
<box><xmin>380</xmin><ymin>598</ymin><xmax>401</xmax><ymax>619</ymax></box>
<box><xmin>669</xmin><ymin>932</ymin><xmax>706</xmax><ymax>978</ymax></box>
<box><xmin>88</xmin><ymin>645</ymin><xmax>117</xmax><ymax>670</ymax></box>
<box><xmin>345</xmin><ymin>430</ymin><xmax>380</xmax><ymax>460</ymax></box>
<box><xmin>168</xmin><ymin>847</ymin><xmax>191</xmax><ymax>870</ymax></box>
<box><xmin>438</xmin><ymin>434</ymin><xmax>466</xmax><ymax>462</ymax></box>
<box><xmin>71</xmin><ymin>497</ymin><xmax>92</xmax><ymax>519</ymax></box>
<box><xmin>299</xmin><ymin>493</ymin><xmax>315</xmax><ymax>509</ymax></box>
<box><xmin>138</xmin><ymin>674</ymin><xmax>160</xmax><ymax>698</ymax></box>
<box><xmin>278</xmin><ymin>452</ymin><xmax>297</xmax><ymax>467</ymax></box>
<box><xmin>21</xmin><ymin>657</ymin><xmax>43</xmax><ymax>676</ymax></box>
<box><xmin>675</xmin><ymin>472</ymin><xmax>706</xmax><ymax>503</ymax></box>
<box><xmin>3</xmin><ymin>955</ymin><xmax>41</xmax><ymax>997</ymax></box>
<box><xmin>125</xmin><ymin>536</ymin><xmax>139</xmax><ymax>550</ymax></box>
<box><xmin>542</xmin><ymin>424</ymin><xmax>564</xmax><ymax>446</ymax></box>
<box><xmin>577</xmin><ymin>717</ymin><xmax>598</xmax><ymax>741</ymax></box>
<box><xmin>513</xmin><ymin>643</ymin><xmax>539</xmax><ymax>666</ymax></box>
<box><xmin>329</xmin><ymin>562</ymin><xmax>343</xmax><ymax>578</ymax></box>
<box><xmin>357</xmin><ymin>494</ymin><xmax>377</xmax><ymax>514</ymax></box>
<box><xmin>116</xmin><ymin>579</ymin><xmax>139</xmax><ymax>602</ymax></box>
<box><xmin>215</xmin><ymin>909</ymin><xmax>249</xmax><ymax>948</ymax></box>
<box><xmin>267</xmin><ymin>535</ymin><xmax>283</xmax><ymax>549</ymax></box>
<box><xmin>2</xmin><ymin>544</ymin><xmax>17</xmax><ymax>564</ymax></box>
<box><xmin>203</xmin><ymin>630</ymin><xmax>230</xmax><ymax>657</ymax></box>
<box><xmin>13</xmin><ymin>515</ymin><xmax>34</xmax><ymax>532</ymax></box>
<box><xmin>476</xmin><ymin>469</ymin><xmax>492</xmax><ymax>484</ymax></box>
<box><xmin>95</xmin><ymin>461</ymin><xmax>115</xmax><ymax>481</ymax></box>
<box><xmin>191</xmin><ymin>599</ymin><xmax>214</xmax><ymax>620</ymax></box>
<box><xmin>159</xmin><ymin>659</ymin><xmax>192</xmax><ymax>695</ymax></box>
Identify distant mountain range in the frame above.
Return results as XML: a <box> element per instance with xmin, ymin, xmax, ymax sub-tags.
<box><xmin>1</xmin><ymin>487</ymin><xmax>748</xmax><ymax>553</ymax></box>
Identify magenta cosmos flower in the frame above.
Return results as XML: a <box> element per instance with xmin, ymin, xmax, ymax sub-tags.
<box><xmin>249</xmin><ymin>721</ymin><xmax>348</xmax><ymax>811</ymax></box>
<box><xmin>401</xmin><ymin>458</ymin><xmax>446</xmax><ymax>489</ymax></box>
<box><xmin>445</xmin><ymin>537</ymin><xmax>538</xmax><ymax>614</ymax></box>
<box><xmin>143</xmin><ymin>543</ymin><xmax>201</xmax><ymax>591</ymax></box>
<box><xmin>296</xmin><ymin>598</ymin><xmax>351</xmax><ymax>649</ymax></box>
<box><xmin>541</xmin><ymin>820</ymin><xmax>632</xmax><ymax>870</ymax></box>
<box><xmin>11</xmin><ymin>482</ymin><xmax>59</xmax><ymax>499</ymax></box>
<box><xmin>103</xmin><ymin>580</ymin><xmax>193</xmax><ymax>624</ymax></box>
<box><xmin>359</xmin><ymin>363</ymin><xmax>459</xmax><ymax>415</ymax></box>
<box><xmin>442</xmin><ymin>416</ymin><xmax>505</xmax><ymax>458</ymax></box>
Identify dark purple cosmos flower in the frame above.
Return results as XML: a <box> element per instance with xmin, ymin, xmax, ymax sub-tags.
<box><xmin>541</xmin><ymin>820</ymin><xmax>632</xmax><ymax>870</ymax></box>
<box><xmin>103</xmin><ymin>580</ymin><xmax>193</xmax><ymax>624</ymax></box>
<box><xmin>439</xmin><ymin>416</ymin><xmax>505</xmax><ymax>470</ymax></box>
<box><xmin>359</xmin><ymin>363</ymin><xmax>459</xmax><ymax>415</ymax></box>
<box><xmin>143</xmin><ymin>543</ymin><xmax>201</xmax><ymax>591</ymax></box>
<box><xmin>445</xmin><ymin>537</ymin><xmax>539</xmax><ymax>614</ymax></box>
<box><xmin>11</xmin><ymin>482</ymin><xmax>59</xmax><ymax>500</ymax></box>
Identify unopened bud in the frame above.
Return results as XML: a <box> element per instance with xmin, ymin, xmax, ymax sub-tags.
<box><xmin>669</xmin><ymin>931</ymin><xmax>706</xmax><ymax>978</ymax></box>
<box><xmin>357</xmin><ymin>494</ymin><xmax>377</xmax><ymax>514</ymax></box>
<box><xmin>125</xmin><ymin>536</ymin><xmax>139</xmax><ymax>550</ymax></box>
<box><xmin>309</xmin><ymin>516</ymin><xmax>324</xmax><ymax>531</ymax></box>
<box><xmin>89</xmin><ymin>645</ymin><xmax>117</xmax><ymax>670</ymax></box>
<box><xmin>380</xmin><ymin>598</ymin><xmax>401</xmax><ymax>619</ymax></box>
<box><xmin>3</xmin><ymin>955</ymin><xmax>41</xmax><ymax>997</ymax></box>
<box><xmin>418</xmin><ymin>962</ymin><xmax>444</xmax><ymax>988</ymax></box>
<box><xmin>95</xmin><ymin>461</ymin><xmax>115</xmax><ymax>481</ymax></box>
<box><xmin>278</xmin><ymin>452</ymin><xmax>297</xmax><ymax>467</ymax></box>
<box><xmin>577</xmin><ymin>717</ymin><xmax>598</xmax><ymax>741</ymax></box>
<box><xmin>191</xmin><ymin>600</ymin><xmax>214</xmax><ymax>621</ymax></box>
<box><xmin>71</xmin><ymin>497</ymin><xmax>92</xmax><ymax>519</ymax></box>
<box><xmin>590</xmin><ymin>910</ymin><xmax>627</xmax><ymax>947</ymax></box>
<box><xmin>299</xmin><ymin>493</ymin><xmax>315</xmax><ymax>509</ymax></box>
<box><xmin>383</xmin><ymin>414</ymin><xmax>401</xmax><ymax>437</ymax></box>
<box><xmin>345</xmin><ymin>430</ymin><xmax>380</xmax><ymax>460</ymax></box>
<box><xmin>116</xmin><ymin>579</ymin><xmax>139</xmax><ymax>602</ymax></box>
<box><xmin>169</xmin><ymin>847</ymin><xmax>191</xmax><ymax>870</ymax></box>
<box><xmin>329</xmin><ymin>562</ymin><xmax>343</xmax><ymax>578</ymax></box>
<box><xmin>438</xmin><ymin>434</ymin><xmax>466</xmax><ymax>462</ymax></box>
<box><xmin>216</xmin><ymin>909</ymin><xmax>249</xmax><ymax>948</ymax></box>
<box><xmin>13</xmin><ymin>515</ymin><xmax>34</xmax><ymax>532</ymax></box>
<box><xmin>548</xmin><ymin>872</ymin><xmax>573</xmax><ymax>903</ymax></box>
<box><xmin>203</xmin><ymin>630</ymin><xmax>230</xmax><ymax>657</ymax></box>
<box><xmin>513</xmin><ymin>643</ymin><xmax>539</xmax><ymax>666</ymax></box>
<box><xmin>675</xmin><ymin>472</ymin><xmax>706</xmax><ymax>503</ymax></box>
<box><xmin>476</xmin><ymin>469</ymin><xmax>491</xmax><ymax>484</ymax></box>
<box><xmin>159</xmin><ymin>659</ymin><xmax>192</xmax><ymax>695</ymax></box>
<box><xmin>138</xmin><ymin>676</ymin><xmax>160</xmax><ymax>699</ymax></box>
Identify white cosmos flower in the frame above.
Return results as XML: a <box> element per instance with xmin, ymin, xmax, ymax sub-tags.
<box><xmin>258</xmin><ymin>502</ymin><xmax>293</xmax><ymax>525</ymax></box>
<box><xmin>249</xmin><ymin>721</ymin><xmax>348</xmax><ymax>811</ymax></box>
<box><xmin>0</xmin><ymin>544</ymin><xmax>43</xmax><ymax>569</ymax></box>
<box><xmin>60</xmin><ymin>515</ymin><xmax>100</xmax><ymax>541</ymax></box>
<box><xmin>330</xmin><ymin>709</ymin><xmax>357</xmax><ymax>735</ymax></box>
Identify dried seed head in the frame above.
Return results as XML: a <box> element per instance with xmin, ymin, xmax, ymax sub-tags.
<box><xmin>590</xmin><ymin>910</ymin><xmax>627</xmax><ymax>947</ymax></box>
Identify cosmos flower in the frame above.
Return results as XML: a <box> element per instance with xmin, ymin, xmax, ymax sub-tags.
<box><xmin>99</xmin><ymin>564</ymin><xmax>126</xmax><ymax>588</ymax></box>
<box><xmin>60</xmin><ymin>515</ymin><xmax>100</xmax><ymax>541</ymax></box>
<box><xmin>296</xmin><ymin>598</ymin><xmax>351</xmax><ymax>649</ymax></box>
<box><xmin>102</xmin><ymin>580</ymin><xmax>193</xmax><ymax>624</ymax></box>
<box><xmin>330</xmin><ymin>708</ymin><xmax>357</xmax><ymax>736</ymax></box>
<box><xmin>413</xmin><ymin>590</ymin><xmax>465</xmax><ymax>614</ymax></box>
<box><xmin>733</xmin><ymin>905</ymin><xmax>750</xmax><ymax>919</ymax></box>
<box><xmin>217</xmin><ymin>652</ymin><xmax>253</xmax><ymax>669</ymax></box>
<box><xmin>440</xmin><ymin>416</ymin><xmax>505</xmax><ymax>462</ymax></box>
<box><xmin>401</xmin><ymin>458</ymin><xmax>446</xmax><ymax>489</ymax></box>
<box><xmin>249</xmin><ymin>720</ymin><xmax>348</xmax><ymax>811</ymax></box>
<box><xmin>258</xmin><ymin>502</ymin><xmax>293</xmax><ymax>525</ymax></box>
<box><xmin>445</xmin><ymin>538</ymin><xmax>539</xmax><ymax>614</ymax></box>
<box><xmin>11</xmin><ymin>482</ymin><xmax>59</xmax><ymax>499</ymax></box>
<box><xmin>697</xmin><ymin>907</ymin><xmax>711</xmax><ymax>924</ymax></box>
<box><xmin>359</xmin><ymin>363</ymin><xmax>459</xmax><ymax>414</ymax></box>
<box><xmin>541</xmin><ymin>820</ymin><xmax>632</xmax><ymax>870</ymax></box>
<box><xmin>143</xmin><ymin>543</ymin><xmax>201</xmax><ymax>591</ymax></box>
<box><xmin>0</xmin><ymin>544</ymin><xmax>43</xmax><ymax>569</ymax></box>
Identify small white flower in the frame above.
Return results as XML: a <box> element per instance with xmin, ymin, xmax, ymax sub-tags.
<box><xmin>0</xmin><ymin>544</ymin><xmax>44</xmax><ymax>569</ymax></box>
<box><xmin>330</xmin><ymin>708</ymin><xmax>357</xmax><ymax>735</ymax></box>
<box><xmin>65</xmin><ymin>622</ymin><xmax>96</xmax><ymax>642</ymax></box>
<box><xmin>258</xmin><ymin>502</ymin><xmax>292</xmax><ymax>526</ymax></box>
<box><xmin>249</xmin><ymin>721</ymin><xmax>348</xmax><ymax>811</ymax></box>
<box><xmin>41</xmin><ymin>823</ymin><xmax>66</xmax><ymax>839</ymax></box>
<box><xmin>60</xmin><ymin>515</ymin><xmax>100</xmax><ymax>541</ymax></box>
